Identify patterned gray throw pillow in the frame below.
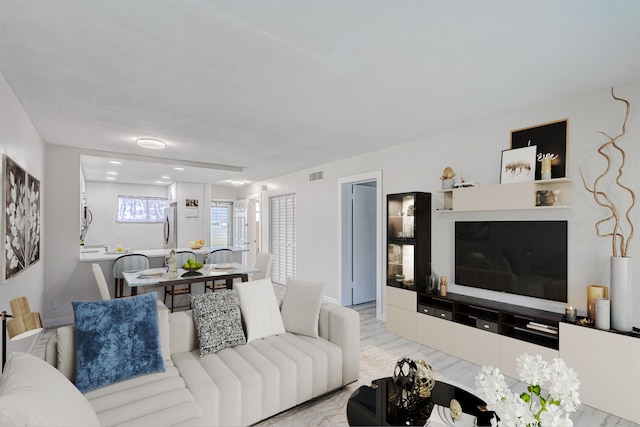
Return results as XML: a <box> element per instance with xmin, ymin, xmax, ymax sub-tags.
<box><xmin>190</xmin><ymin>290</ymin><xmax>246</xmax><ymax>356</ymax></box>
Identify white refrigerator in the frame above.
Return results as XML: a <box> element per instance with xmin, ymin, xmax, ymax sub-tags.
<box><xmin>163</xmin><ymin>207</ymin><xmax>177</xmax><ymax>249</ymax></box>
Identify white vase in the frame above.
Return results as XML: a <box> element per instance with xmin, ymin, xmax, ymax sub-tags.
<box><xmin>441</xmin><ymin>179</ymin><xmax>454</xmax><ymax>190</ymax></box>
<box><xmin>610</xmin><ymin>256</ymin><xmax>633</xmax><ymax>332</ymax></box>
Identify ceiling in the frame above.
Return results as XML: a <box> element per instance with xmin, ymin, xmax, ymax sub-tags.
<box><xmin>2</xmin><ymin>1</ymin><xmax>640</xmax><ymax>186</ymax></box>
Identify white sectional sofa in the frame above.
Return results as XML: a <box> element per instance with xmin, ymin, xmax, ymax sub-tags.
<box><xmin>0</xmin><ymin>285</ymin><xmax>360</xmax><ymax>426</ymax></box>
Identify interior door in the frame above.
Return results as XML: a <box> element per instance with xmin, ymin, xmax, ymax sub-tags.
<box><xmin>352</xmin><ymin>184</ymin><xmax>376</xmax><ymax>305</ymax></box>
<box><xmin>233</xmin><ymin>200</ymin><xmax>248</xmax><ymax>263</ymax></box>
<box><xmin>246</xmin><ymin>197</ymin><xmax>257</xmax><ymax>268</ymax></box>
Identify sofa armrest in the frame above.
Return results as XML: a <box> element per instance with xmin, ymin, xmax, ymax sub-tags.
<box><xmin>169</xmin><ymin>310</ymin><xmax>198</xmax><ymax>354</ymax></box>
<box><xmin>44</xmin><ymin>334</ymin><xmax>58</xmax><ymax>367</ymax></box>
<box><xmin>318</xmin><ymin>301</ymin><xmax>360</xmax><ymax>384</ymax></box>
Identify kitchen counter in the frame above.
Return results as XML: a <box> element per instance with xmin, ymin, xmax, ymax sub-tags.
<box><xmin>79</xmin><ymin>246</ymin><xmax>248</xmax><ymax>262</ymax></box>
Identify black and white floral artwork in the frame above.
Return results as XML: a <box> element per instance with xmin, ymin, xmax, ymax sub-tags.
<box><xmin>26</xmin><ymin>173</ymin><xmax>40</xmax><ymax>266</ymax></box>
<box><xmin>3</xmin><ymin>155</ymin><xmax>27</xmax><ymax>281</ymax></box>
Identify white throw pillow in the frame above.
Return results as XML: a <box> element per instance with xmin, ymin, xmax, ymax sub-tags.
<box><xmin>235</xmin><ymin>278</ymin><xmax>285</xmax><ymax>343</ymax></box>
<box><xmin>0</xmin><ymin>352</ymin><xmax>99</xmax><ymax>426</ymax></box>
<box><xmin>280</xmin><ymin>278</ymin><xmax>326</xmax><ymax>337</ymax></box>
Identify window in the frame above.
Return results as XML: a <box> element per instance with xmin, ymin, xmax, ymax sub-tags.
<box><xmin>116</xmin><ymin>196</ymin><xmax>169</xmax><ymax>223</ymax></box>
<box><xmin>211</xmin><ymin>201</ymin><xmax>232</xmax><ymax>248</ymax></box>
<box><xmin>270</xmin><ymin>193</ymin><xmax>296</xmax><ymax>285</ymax></box>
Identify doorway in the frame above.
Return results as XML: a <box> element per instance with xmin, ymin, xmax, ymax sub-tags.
<box><xmin>339</xmin><ymin>171</ymin><xmax>383</xmax><ymax>319</ymax></box>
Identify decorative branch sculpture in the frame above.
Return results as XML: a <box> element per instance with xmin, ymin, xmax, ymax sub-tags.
<box><xmin>580</xmin><ymin>88</ymin><xmax>636</xmax><ymax>257</ymax></box>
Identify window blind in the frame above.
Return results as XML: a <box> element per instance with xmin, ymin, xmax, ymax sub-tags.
<box><xmin>270</xmin><ymin>193</ymin><xmax>296</xmax><ymax>285</ymax></box>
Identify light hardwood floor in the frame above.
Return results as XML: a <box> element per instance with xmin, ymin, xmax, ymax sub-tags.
<box><xmin>34</xmin><ymin>299</ymin><xmax>638</xmax><ymax>426</ymax></box>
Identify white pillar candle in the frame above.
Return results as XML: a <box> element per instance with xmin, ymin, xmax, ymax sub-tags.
<box><xmin>595</xmin><ymin>298</ymin><xmax>611</xmax><ymax>330</ymax></box>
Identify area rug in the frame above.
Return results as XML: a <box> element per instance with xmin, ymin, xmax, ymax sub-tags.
<box><xmin>256</xmin><ymin>344</ymin><xmax>463</xmax><ymax>426</ymax></box>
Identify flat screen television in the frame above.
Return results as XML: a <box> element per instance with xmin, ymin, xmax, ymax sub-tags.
<box><xmin>454</xmin><ymin>221</ymin><xmax>567</xmax><ymax>303</ymax></box>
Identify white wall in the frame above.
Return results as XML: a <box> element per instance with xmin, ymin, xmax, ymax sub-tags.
<box><xmin>240</xmin><ymin>82</ymin><xmax>640</xmax><ymax>324</ymax></box>
<box><xmin>84</xmin><ymin>181</ymin><xmax>167</xmax><ymax>250</ymax></box>
<box><xmin>175</xmin><ymin>182</ymin><xmax>208</xmax><ymax>247</ymax></box>
<box><xmin>0</xmin><ymin>72</ymin><xmax>46</xmax><ymax>355</ymax></box>
<box><xmin>210</xmin><ymin>184</ymin><xmax>237</xmax><ymax>201</ymax></box>
<box><xmin>44</xmin><ymin>145</ymin><xmax>90</xmax><ymax>326</ymax></box>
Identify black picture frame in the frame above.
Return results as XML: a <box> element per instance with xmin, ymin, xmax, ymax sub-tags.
<box><xmin>511</xmin><ymin>119</ymin><xmax>567</xmax><ymax>180</ymax></box>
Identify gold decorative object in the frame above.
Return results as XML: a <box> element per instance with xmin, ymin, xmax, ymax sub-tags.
<box><xmin>414</xmin><ymin>359</ymin><xmax>436</xmax><ymax>398</ymax></box>
<box><xmin>579</xmin><ymin>88</ymin><xmax>636</xmax><ymax>257</ymax></box>
<box><xmin>449</xmin><ymin>399</ymin><xmax>462</xmax><ymax>421</ymax></box>
<box><xmin>440</xmin><ymin>167</ymin><xmax>456</xmax><ymax>180</ymax></box>
<box><xmin>439</xmin><ymin>276</ymin><xmax>448</xmax><ymax>297</ymax></box>
<box><xmin>579</xmin><ymin>317</ymin><xmax>595</xmax><ymax>327</ymax></box>
<box><xmin>587</xmin><ymin>284</ymin><xmax>608</xmax><ymax>321</ymax></box>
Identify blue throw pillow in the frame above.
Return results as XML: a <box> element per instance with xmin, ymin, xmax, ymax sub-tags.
<box><xmin>72</xmin><ymin>292</ymin><xmax>165</xmax><ymax>393</ymax></box>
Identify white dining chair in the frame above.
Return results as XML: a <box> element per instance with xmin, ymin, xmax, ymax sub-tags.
<box><xmin>92</xmin><ymin>263</ymin><xmax>111</xmax><ymax>300</ymax></box>
<box><xmin>112</xmin><ymin>254</ymin><xmax>150</xmax><ymax>298</ymax></box>
<box><xmin>251</xmin><ymin>252</ymin><xmax>273</xmax><ymax>281</ymax></box>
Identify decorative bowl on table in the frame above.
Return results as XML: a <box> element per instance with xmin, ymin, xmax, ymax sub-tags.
<box><xmin>187</xmin><ymin>240</ymin><xmax>205</xmax><ymax>250</ymax></box>
<box><xmin>181</xmin><ymin>266</ymin><xmax>203</xmax><ymax>277</ymax></box>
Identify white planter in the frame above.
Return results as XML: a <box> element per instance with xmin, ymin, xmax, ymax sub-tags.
<box><xmin>441</xmin><ymin>179</ymin><xmax>454</xmax><ymax>190</ymax></box>
<box><xmin>610</xmin><ymin>256</ymin><xmax>633</xmax><ymax>332</ymax></box>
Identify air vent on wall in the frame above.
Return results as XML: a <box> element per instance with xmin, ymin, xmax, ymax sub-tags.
<box><xmin>309</xmin><ymin>171</ymin><xmax>323</xmax><ymax>181</ymax></box>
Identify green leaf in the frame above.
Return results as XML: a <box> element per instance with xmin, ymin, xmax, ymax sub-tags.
<box><xmin>520</xmin><ymin>392</ymin><xmax>531</xmax><ymax>403</ymax></box>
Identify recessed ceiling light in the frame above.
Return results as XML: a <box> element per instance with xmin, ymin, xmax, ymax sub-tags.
<box><xmin>174</xmin><ymin>167</ymin><xmax>184</xmax><ymax>171</ymax></box>
<box><xmin>230</xmin><ymin>180</ymin><xmax>245</xmax><ymax>186</ymax></box>
<box><xmin>136</xmin><ymin>138</ymin><xmax>166</xmax><ymax>150</ymax></box>
<box><xmin>109</xmin><ymin>160</ymin><xmax>122</xmax><ymax>165</ymax></box>
<box><xmin>107</xmin><ymin>171</ymin><xmax>118</xmax><ymax>175</ymax></box>
<box><xmin>106</xmin><ymin>177</ymin><xmax>116</xmax><ymax>180</ymax></box>
<box><xmin>161</xmin><ymin>175</ymin><xmax>170</xmax><ymax>179</ymax></box>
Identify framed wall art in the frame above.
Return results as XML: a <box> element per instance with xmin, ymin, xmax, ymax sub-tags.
<box><xmin>185</xmin><ymin>198</ymin><xmax>199</xmax><ymax>218</ymax></box>
<box><xmin>500</xmin><ymin>145</ymin><xmax>537</xmax><ymax>184</ymax></box>
<box><xmin>26</xmin><ymin>173</ymin><xmax>40</xmax><ymax>266</ymax></box>
<box><xmin>2</xmin><ymin>155</ymin><xmax>40</xmax><ymax>282</ymax></box>
<box><xmin>511</xmin><ymin>119</ymin><xmax>568</xmax><ymax>180</ymax></box>
<box><xmin>3</xmin><ymin>155</ymin><xmax>27</xmax><ymax>282</ymax></box>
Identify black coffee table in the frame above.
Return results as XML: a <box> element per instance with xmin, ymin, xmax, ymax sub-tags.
<box><xmin>346</xmin><ymin>376</ymin><xmax>495</xmax><ymax>426</ymax></box>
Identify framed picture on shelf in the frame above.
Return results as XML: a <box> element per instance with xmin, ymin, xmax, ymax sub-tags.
<box><xmin>500</xmin><ymin>145</ymin><xmax>537</xmax><ymax>184</ymax></box>
<box><xmin>511</xmin><ymin>119</ymin><xmax>568</xmax><ymax>180</ymax></box>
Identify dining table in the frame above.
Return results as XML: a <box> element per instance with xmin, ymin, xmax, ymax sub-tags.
<box><xmin>123</xmin><ymin>263</ymin><xmax>259</xmax><ymax>296</ymax></box>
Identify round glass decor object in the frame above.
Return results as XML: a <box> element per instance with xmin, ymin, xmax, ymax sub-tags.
<box><xmin>414</xmin><ymin>359</ymin><xmax>436</xmax><ymax>398</ymax></box>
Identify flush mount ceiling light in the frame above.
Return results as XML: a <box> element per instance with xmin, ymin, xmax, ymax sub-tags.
<box><xmin>230</xmin><ymin>180</ymin><xmax>245</xmax><ymax>186</ymax></box>
<box><xmin>136</xmin><ymin>138</ymin><xmax>166</xmax><ymax>150</ymax></box>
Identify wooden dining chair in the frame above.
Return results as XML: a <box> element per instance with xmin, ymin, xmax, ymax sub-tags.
<box><xmin>204</xmin><ymin>249</ymin><xmax>234</xmax><ymax>292</ymax></box>
<box><xmin>164</xmin><ymin>251</ymin><xmax>196</xmax><ymax>311</ymax></box>
<box><xmin>112</xmin><ymin>254</ymin><xmax>150</xmax><ymax>298</ymax></box>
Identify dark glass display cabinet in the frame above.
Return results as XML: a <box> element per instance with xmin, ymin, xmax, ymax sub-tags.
<box><xmin>386</xmin><ymin>192</ymin><xmax>431</xmax><ymax>291</ymax></box>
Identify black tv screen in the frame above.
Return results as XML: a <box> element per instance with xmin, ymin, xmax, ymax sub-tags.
<box><xmin>455</xmin><ymin>221</ymin><xmax>567</xmax><ymax>303</ymax></box>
